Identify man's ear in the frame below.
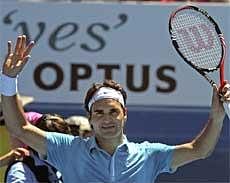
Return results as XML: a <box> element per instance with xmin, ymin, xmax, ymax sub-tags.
<box><xmin>86</xmin><ymin>112</ymin><xmax>91</xmax><ymax>122</ymax></box>
<box><xmin>86</xmin><ymin>112</ymin><xmax>94</xmax><ymax>129</ymax></box>
<box><xmin>123</xmin><ymin>107</ymin><xmax>127</xmax><ymax>121</ymax></box>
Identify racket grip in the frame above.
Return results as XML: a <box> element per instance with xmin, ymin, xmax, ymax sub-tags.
<box><xmin>223</xmin><ymin>102</ymin><xmax>230</xmax><ymax>120</ymax></box>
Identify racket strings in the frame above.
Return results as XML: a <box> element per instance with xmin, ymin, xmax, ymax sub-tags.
<box><xmin>171</xmin><ymin>9</ymin><xmax>222</xmax><ymax>70</ymax></box>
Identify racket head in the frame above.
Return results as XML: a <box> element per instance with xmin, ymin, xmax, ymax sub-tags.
<box><xmin>168</xmin><ymin>5</ymin><xmax>225</xmax><ymax>74</ymax></box>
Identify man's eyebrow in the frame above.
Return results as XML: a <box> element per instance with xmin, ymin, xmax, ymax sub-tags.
<box><xmin>111</xmin><ymin>108</ymin><xmax>119</xmax><ymax>111</ymax></box>
<box><xmin>93</xmin><ymin>109</ymin><xmax>103</xmax><ymax>113</ymax></box>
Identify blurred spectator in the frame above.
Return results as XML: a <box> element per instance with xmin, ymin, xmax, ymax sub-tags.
<box><xmin>4</xmin><ymin>112</ymin><xmax>71</xmax><ymax>183</ymax></box>
<box><xmin>9</xmin><ymin>112</ymin><xmax>72</xmax><ymax>148</ymax></box>
<box><xmin>66</xmin><ymin>115</ymin><xmax>93</xmax><ymax>137</ymax></box>
<box><xmin>0</xmin><ymin>148</ymin><xmax>29</xmax><ymax>167</ymax></box>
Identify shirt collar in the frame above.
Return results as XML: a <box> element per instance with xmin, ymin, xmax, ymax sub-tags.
<box><xmin>88</xmin><ymin>136</ymin><xmax>99</xmax><ymax>151</ymax></box>
<box><xmin>88</xmin><ymin>135</ymin><xmax>130</xmax><ymax>153</ymax></box>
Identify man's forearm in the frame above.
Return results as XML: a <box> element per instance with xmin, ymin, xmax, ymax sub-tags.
<box><xmin>192</xmin><ymin>85</ymin><xmax>227</xmax><ymax>158</ymax></box>
<box><xmin>2</xmin><ymin>95</ymin><xmax>28</xmax><ymax>137</ymax></box>
<box><xmin>191</xmin><ymin>117</ymin><xmax>224</xmax><ymax>158</ymax></box>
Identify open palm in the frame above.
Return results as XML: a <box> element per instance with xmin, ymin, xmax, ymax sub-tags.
<box><xmin>2</xmin><ymin>35</ymin><xmax>34</xmax><ymax>78</ymax></box>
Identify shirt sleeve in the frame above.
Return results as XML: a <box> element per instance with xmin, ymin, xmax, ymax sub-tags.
<box><xmin>6</xmin><ymin>162</ymin><xmax>38</xmax><ymax>183</ymax></box>
<box><xmin>45</xmin><ymin>132</ymin><xmax>76</xmax><ymax>172</ymax></box>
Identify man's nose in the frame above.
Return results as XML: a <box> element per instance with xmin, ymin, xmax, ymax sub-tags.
<box><xmin>102</xmin><ymin>114</ymin><xmax>112</xmax><ymax>122</ymax></box>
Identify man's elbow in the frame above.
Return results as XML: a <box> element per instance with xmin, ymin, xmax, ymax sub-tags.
<box><xmin>192</xmin><ymin>142</ymin><xmax>214</xmax><ymax>160</ymax></box>
<box><xmin>200</xmin><ymin>150</ymin><xmax>213</xmax><ymax>159</ymax></box>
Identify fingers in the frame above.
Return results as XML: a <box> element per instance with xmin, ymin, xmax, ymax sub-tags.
<box><xmin>16</xmin><ymin>148</ymin><xmax>30</xmax><ymax>156</ymax></box>
<box><xmin>13</xmin><ymin>147</ymin><xmax>30</xmax><ymax>160</ymax></box>
<box><xmin>221</xmin><ymin>90</ymin><xmax>230</xmax><ymax>102</ymax></box>
<box><xmin>7</xmin><ymin>41</ymin><xmax>12</xmax><ymax>55</ymax></box>
<box><xmin>5</xmin><ymin>53</ymin><xmax>14</xmax><ymax>68</ymax></box>
<box><xmin>15</xmin><ymin>55</ymin><xmax>30</xmax><ymax>68</ymax></box>
<box><xmin>219</xmin><ymin>83</ymin><xmax>230</xmax><ymax>102</ymax></box>
<box><xmin>13</xmin><ymin>151</ymin><xmax>22</xmax><ymax>157</ymax></box>
<box><xmin>10</xmin><ymin>35</ymin><xmax>34</xmax><ymax>58</ymax></box>
<box><xmin>23</xmin><ymin>41</ymin><xmax>35</xmax><ymax>57</ymax></box>
<box><xmin>21</xmin><ymin>55</ymin><xmax>31</xmax><ymax>67</ymax></box>
<box><xmin>221</xmin><ymin>83</ymin><xmax>230</xmax><ymax>93</ymax></box>
<box><xmin>15</xmin><ymin>36</ymin><xmax>23</xmax><ymax>55</ymax></box>
<box><xmin>3</xmin><ymin>35</ymin><xmax>34</xmax><ymax>77</ymax></box>
<box><xmin>20</xmin><ymin>35</ymin><xmax>26</xmax><ymax>55</ymax></box>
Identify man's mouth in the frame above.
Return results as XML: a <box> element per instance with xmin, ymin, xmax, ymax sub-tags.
<box><xmin>101</xmin><ymin>124</ymin><xmax>115</xmax><ymax>129</ymax></box>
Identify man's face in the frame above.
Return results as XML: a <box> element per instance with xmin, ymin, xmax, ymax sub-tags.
<box><xmin>90</xmin><ymin>98</ymin><xmax>126</xmax><ymax>140</ymax></box>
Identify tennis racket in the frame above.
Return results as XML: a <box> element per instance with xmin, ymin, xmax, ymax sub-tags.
<box><xmin>168</xmin><ymin>5</ymin><xmax>230</xmax><ymax>119</ymax></box>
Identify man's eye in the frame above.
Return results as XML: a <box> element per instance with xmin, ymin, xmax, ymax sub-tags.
<box><xmin>94</xmin><ymin>112</ymin><xmax>103</xmax><ymax>116</ymax></box>
<box><xmin>111</xmin><ymin>111</ymin><xmax>119</xmax><ymax>116</ymax></box>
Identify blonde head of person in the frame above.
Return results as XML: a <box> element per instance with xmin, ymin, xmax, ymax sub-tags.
<box><xmin>65</xmin><ymin>116</ymin><xmax>93</xmax><ymax>138</ymax></box>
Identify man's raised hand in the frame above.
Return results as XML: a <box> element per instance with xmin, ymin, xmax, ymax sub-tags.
<box><xmin>3</xmin><ymin>35</ymin><xmax>34</xmax><ymax>78</ymax></box>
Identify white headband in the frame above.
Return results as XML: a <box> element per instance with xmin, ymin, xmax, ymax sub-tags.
<box><xmin>88</xmin><ymin>87</ymin><xmax>125</xmax><ymax>111</ymax></box>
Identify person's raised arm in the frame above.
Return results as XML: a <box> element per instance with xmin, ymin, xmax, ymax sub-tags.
<box><xmin>0</xmin><ymin>35</ymin><xmax>47</xmax><ymax>155</ymax></box>
<box><xmin>171</xmin><ymin>83</ymin><xmax>230</xmax><ymax>171</ymax></box>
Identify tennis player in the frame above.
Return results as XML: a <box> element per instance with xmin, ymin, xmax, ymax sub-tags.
<box><xmin>1</xmin><ymin>35</ymin><xmax>229</xmax><ymax>183</ymax></box>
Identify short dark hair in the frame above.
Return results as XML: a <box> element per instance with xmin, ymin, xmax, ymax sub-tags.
<box><xmin>35</xmin><ymin>113</ymin><xmax>71</xmax><ymax>134</ymax></box>
<box><xmin>84</xmin><ymin>80</ymin><xmax>127</xmax><ymax>112</ymax></box>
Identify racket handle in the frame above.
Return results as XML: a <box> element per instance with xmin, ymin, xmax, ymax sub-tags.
<box><xmin>219</xmin><ymin>80</ymin><xmax>228</xmax><ymax>91</ymax></box>
<box><xmin>223</xmin><ymin>102</ymin><xmax>230</xmax><ymax>120</ymax></box>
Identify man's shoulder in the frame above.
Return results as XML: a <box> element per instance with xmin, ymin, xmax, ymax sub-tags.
<box><xmin>46</xmin><ymin>132</ymin><xmax>75</xmax><ymax>143</ymax></box>
<box><xmin>127</xmin><ymin>141</ymin><xmax>175</xmax><ymax>152</ymax></box>
<box><xmin>46</xmin><ymin>132</ymin><xmax>91</xmax><ymax>152</ymax></box>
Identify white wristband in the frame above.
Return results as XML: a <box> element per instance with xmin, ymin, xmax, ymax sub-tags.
<box><xmin>0</xmin><ymin>72</ymin><xmax>18</xmax><ymax>96</ymax></box>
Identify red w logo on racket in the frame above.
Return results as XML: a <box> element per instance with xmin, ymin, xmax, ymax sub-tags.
<box><xmin>177</xmin><ymin>23</ymin><xmax>215</xmax><ymax>53</ymax></box>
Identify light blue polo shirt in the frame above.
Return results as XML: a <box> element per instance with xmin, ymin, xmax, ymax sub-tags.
<box><xmin>46</xmin><ymin>132</ymin><xmax>175</xmax><ymax>183</ymax></box>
